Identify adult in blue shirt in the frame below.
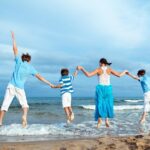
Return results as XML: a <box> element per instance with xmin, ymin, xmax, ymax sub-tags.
<box><xmin>0</xmin><ymin>32</ymin><xmax>53</xmax><ymax>127</ymax></box>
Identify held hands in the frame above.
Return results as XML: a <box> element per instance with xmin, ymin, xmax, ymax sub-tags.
<box><xmin>77</xmin><ymin>66</ymin><xmax>83</xmax><ymax>70</ymax></box>
<box><xmin>49</xmin><ymin>83</ymin><xmax>55</xmax><ymax>88</ymax></box>
<box><xmin>124</xmin><ymin>70</ymin><xmax>129</xmax><ymax>74</ymax></box>
<box><xmin>126</xmin><ymin>71</ymin><xmax>130</xmax><ymax>75</ymax></box>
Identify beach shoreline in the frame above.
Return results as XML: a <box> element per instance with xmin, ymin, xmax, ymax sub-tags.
<box><xmin>0</xmin><ymin>135</ymin><xmax>150</xmax><ymax>150</ymax></box>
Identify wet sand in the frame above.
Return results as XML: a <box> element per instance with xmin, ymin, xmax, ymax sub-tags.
<box><xmin>0</xmin><ymin>135</ymin><xmax>150</xmax><ymax>150</ymax></box>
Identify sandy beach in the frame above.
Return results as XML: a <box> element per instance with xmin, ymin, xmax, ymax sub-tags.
<box><xmin>0</xmin><ymin>135</ymin><xmax>150</xmax><ymax>150</ymax></box>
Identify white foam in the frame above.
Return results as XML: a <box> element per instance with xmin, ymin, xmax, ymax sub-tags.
<box><xmin>125</xmin><ymin>100</ymin><xmax>143</xmax><ymax>103</ymax></box>
<box><xmin>114</xmin><ymin>105</ymin><xmax>143</xmax><ymax>110</ymax></box>
<box><xmin>80</xmin><ymin>105</ymin><xmax>143</xmax><ymax>110</ymax></box>
<box><xmin>0</xmin><ymin>120</ymin><xmax>149</xmax><ymax>140</ymax></box>
<box><xmin>0</xmin><ymin>123</ymin><xmax>77</xmax><ymax>136</ymax></box>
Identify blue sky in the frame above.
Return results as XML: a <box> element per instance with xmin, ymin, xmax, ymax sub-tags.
<box><xmin>0</xmin><ymin>0</ymin><xmax>150</xmax><ymax>97</ymax></box>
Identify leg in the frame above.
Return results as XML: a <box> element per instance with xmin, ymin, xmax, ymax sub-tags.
<box><xmin>0</xmin><ymin>111</ymin><xmax>6</xmax><ymax>126</ymax></box>
<box><xmin>140</xmin><ymin>112</ymin><xmax>147</xmax><ymax>124</ymax></box>
<box><xmin>22</xmin><ymin>107</ymin><xmax>28</xmax><ymax>127</ymax></box>
<box><xmin>105</xmin><ymin>118</ymin><xmax>110</xmax><ymax>127</ymax></box>
<box><xmin>68</xmin><ymin>107</ymin><xmax>74</xmax><ymax>121</ymax></box>
<box><xmin>141</xmin><ymin>92</ymin><xmax>150</xmax><ymax>124</ymax></box>
<box><xmin>97</xmin><ymin>117</ymin><xmax>102</xmax><ymax>128</ymax></box>
<box><xmin>15</xmin><ymin>88</ymin><xmax>29</xmax><ymax>127</ymax></box>
<box><xmin>0</xmin><ymin>86</ymin><xmax>15</xmax><ymax>125</ymax></box>
<box><xmin>67</xmin><ymin>93</ymin><xmax>74</xmax><ymax>121</ymax></box>
<box><xmin>64</xmin><ymin>107</ymin><xmax>71</xmax><ymax>123</ymax></box>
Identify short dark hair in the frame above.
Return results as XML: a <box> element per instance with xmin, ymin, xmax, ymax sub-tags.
<box><xmin>137</xmin><ymin>69</ymin><xmax>146</xmax><ymax>77</ymax></box>
<box><xmin>61</xmin><ymin>68</ymin><xmax>69</xmax><ymax>76</ymax></box>
<box><xmin>99</xmin><ymin>58</ymin><xmax>112</xmax><ymax>65</ymax></box>
<box><xmin>21</xmin><ymin>53</ymin><xmax>31</xmax><ymax>62</ymax></box>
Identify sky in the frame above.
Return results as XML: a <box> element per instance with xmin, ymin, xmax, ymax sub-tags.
<box><xmin>0</xmin><ymin>0</ymin><xmax>150</xmax><ymax>98</ymax></box>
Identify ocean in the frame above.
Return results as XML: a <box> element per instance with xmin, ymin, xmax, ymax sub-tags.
<box><xmin>0</xmin><ymin>97</ymin><xmax>149</xmax><ymax>142</ymax></box>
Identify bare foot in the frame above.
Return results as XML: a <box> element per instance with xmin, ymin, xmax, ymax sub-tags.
<box><xmin>22</xmin><ymin>116</ymin><xmax>27</xmax><ymax>128</ymax></box>
<box><xmin>97</xmin><ymin>120</ymin><xmax>102</xmax><ymax>128</ymax></box>
<box><xmin>70</xmin><ymin>112</ymin><xmax>74</xmax><ymax>121</ymax></box>
<box><xmin>67</xmin><ymin>119</ymin><xmax>71</xmax><ymax>124</ymax></box>
<box><xmin>105</xmin><ymin>121</ymin><xmax>110</xmax><ymax>128</ymax></box>
<box><xmin>140</xmin><ymin>119</ymin><xmax>145</xmax><ymax>124</ymax></box>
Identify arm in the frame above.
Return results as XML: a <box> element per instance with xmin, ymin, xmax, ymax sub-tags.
<box><xmin>77</xmin><ymin>66</ymin><xmax>98</xmax><ymax>77</ymax></box>
<box><xmin>35</xmin><ymin>74</ymin><xmax>54</xmax><ymax>87</ymax></box>
<box><xmin>126</xmin><ymin>72</ymin><xmax>140</xmax><ymax>80</ymax></box>
<box><xmin>73</xmin><ymin>68</ymin><xmax>78</xmax><ymax>77</ymax></box>
<box><xmin>110</xmin><ymin>69</ymin><xmax>128</xmax><ymax>77</ymax></box>
<box><xmin>11</xmin><ymin>31</ymin><xmax>18</xmax><ymax>56</ymax></box>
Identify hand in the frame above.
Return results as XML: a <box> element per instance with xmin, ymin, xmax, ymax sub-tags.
<box><xmin>124</xmin><ymin>70</ymin><xmax>129</xmax><ymax>75</ymax></box>
<box><xmin>11</xmin><ymin>31</ymin><xmax>15</xmax><ymax>39</ymax></box>
<box><xmin>49</xmin><ymin>83</ymin><xmax>55</xmax><ymax>88</ymax></box>
<box><xmin>77</xmin><ymin>66</ymin><xmax>83</xmax><ymax>70</ymax></box>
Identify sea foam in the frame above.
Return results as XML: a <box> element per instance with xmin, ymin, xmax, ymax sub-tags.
<box><xmin>80</xmin><ymin>105</ymin><xmax>143</xmax><ymax>110</ymax></box>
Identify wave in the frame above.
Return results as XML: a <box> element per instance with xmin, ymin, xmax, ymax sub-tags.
<box><xmin>80</xmin><ymin>105</ymin><xmax>143</xmax><ymax>110</ymax></box>
<box><xmin>124</xmin><ymin>100</ymin><xmax>143</xmax><ymax>103</ymax></box>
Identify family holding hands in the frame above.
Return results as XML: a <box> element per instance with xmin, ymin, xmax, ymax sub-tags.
<box><xmin>0</xmin><ymin>32</ymin><xmax>149</xmax><ymax>129</ymax></box>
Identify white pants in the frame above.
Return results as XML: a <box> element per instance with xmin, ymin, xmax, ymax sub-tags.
<box><xmin>62</xmin><ymin>92</ymin><xmax>72</xmax><ymax>108</ymax></box>
<box><xmin>144</xmin><ymin>91</ymin><xmax>150</xmax><ymax>112</ymax></box>
<box><xmin>1</xmin><ymin>84</ymin><xmax>29</xmax><ymax>111</ymax></box>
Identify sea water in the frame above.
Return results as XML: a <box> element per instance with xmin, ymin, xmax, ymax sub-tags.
<box><xmin>0</xmin><ymin>97</ymin><xmax>149</xmax><ymax>142</ymax></box>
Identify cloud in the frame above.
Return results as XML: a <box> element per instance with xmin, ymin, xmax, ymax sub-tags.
<box><xmin>0</xmin><ymin>0</ymin><xmax>150</xmax><ymax>97</ymax></box>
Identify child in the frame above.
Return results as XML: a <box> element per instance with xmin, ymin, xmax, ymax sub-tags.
<box><xmin>127</xmin><ymin>69</ymin><xmax>150</xmax><ymax>124</ymax></box>
<box><xmin>52</xmin><ymin>68</ymin><xmax>78</xmax><ymax>123</ymax></box>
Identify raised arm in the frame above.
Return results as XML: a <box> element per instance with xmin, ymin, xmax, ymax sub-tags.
<box><xmin>11</xmin><ymin>31</ymin><xmax>18</xmax><ymax>56</ymax></box>
<box><xmin>77</xmin><ymin>66</ymin><xmax>98</xmax><ymax>77</ymax></box>
<box><xmin>110</xmin><ymin>69</ymin><xmax>128</xmax><ymax>77</ymax></box>
<box><xmin>126</xmin><ymin>72</ymin><xmax>140</xmax><ymax>80</ymax></box>
<box><xmin>35</xmin><ymin>74</ymin><xmax>54</xmax><ymax>87</ymax></box>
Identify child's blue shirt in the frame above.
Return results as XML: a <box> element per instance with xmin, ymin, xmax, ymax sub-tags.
<box><xmin>139</xmin><ymin>75</ymin><xmax>150</xmax><ymax>93</ymax></box>
<box><xmin>59</xmin><ymin>75</ymin><xmax>74</xmax><ymax>95</ymax></box>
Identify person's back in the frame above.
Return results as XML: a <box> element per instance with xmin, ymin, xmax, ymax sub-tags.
<box><xmin>140</xmin><ymin>75</ymin><xmax>150</xmax><ymax>93</ymax></box>
<box><xmin>59</xmin><ymin>75</ymin><xmax>74</xmax><ymax>95</ymax></box>
<box><xmin>10</xmin><ymin>55</ymin><xmax>37</xmax><ymax>89</ymax></box>
<box><xmin>98</xmin><ymin>66</ymin><xmax>111</xmax><ymax>86</ymax></box>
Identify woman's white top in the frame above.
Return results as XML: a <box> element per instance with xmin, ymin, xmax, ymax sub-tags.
<box><xmin>98</xmin><ymin>66</ymin><xmax>110</xmax><ymax>85</ymax></box>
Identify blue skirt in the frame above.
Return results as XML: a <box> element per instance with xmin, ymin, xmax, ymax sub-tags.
<box><xmin>95</xmin><ymin>85</ymin><xmax>114</xmax><ymax>120</ymax></box>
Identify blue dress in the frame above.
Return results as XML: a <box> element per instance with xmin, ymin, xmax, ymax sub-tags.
<box><xmin>95</xmin><ymin>84</ymin><xmax>114</xmax><ymax>120</ymax></box>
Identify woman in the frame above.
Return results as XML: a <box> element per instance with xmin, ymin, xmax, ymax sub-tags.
<box><xmin>77</xmin><ymin>58</ymin><xmax>127</xmax><ymax>128</ymax></box>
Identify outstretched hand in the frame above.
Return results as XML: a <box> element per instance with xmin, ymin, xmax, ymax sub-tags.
<box><xmin>124</xmin><ymin>70</ymin><xmax>130</xmax><ymax>75</ymax></box>
<box><xmin>124</xmin><ymin>70</ymin><xmax>129</xmax><ymax>74</ymax></box>
<box><xmin>11</xmin><ymin>31</ymin><xmax>15</xmax><ymax>39</ymax></box>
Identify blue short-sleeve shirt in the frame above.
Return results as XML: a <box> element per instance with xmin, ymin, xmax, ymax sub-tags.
<box><xmin>9</xmin><ymin>55</ymin><xmax>38</xmax><ymax>89</ymax></box>
<box><xmin>139</xmin><ymin>75</ymin><xmax>150</xmax><ymax>93</ymax></box>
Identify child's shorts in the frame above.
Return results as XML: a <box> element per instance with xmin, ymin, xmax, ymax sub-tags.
<box><xmin>144</xmin><ymin>91</ymin><xmax>150</xmax><ymax>112</ymax></box>
<box><xmin>1</xmin><ymin>84</ymin><xmax>29</xmax><ymax>111</ymax></box>
<box><xmin>62</xmin><ymin>92</ymin><xmax>72</xmax><ymax>108</ymax></box>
